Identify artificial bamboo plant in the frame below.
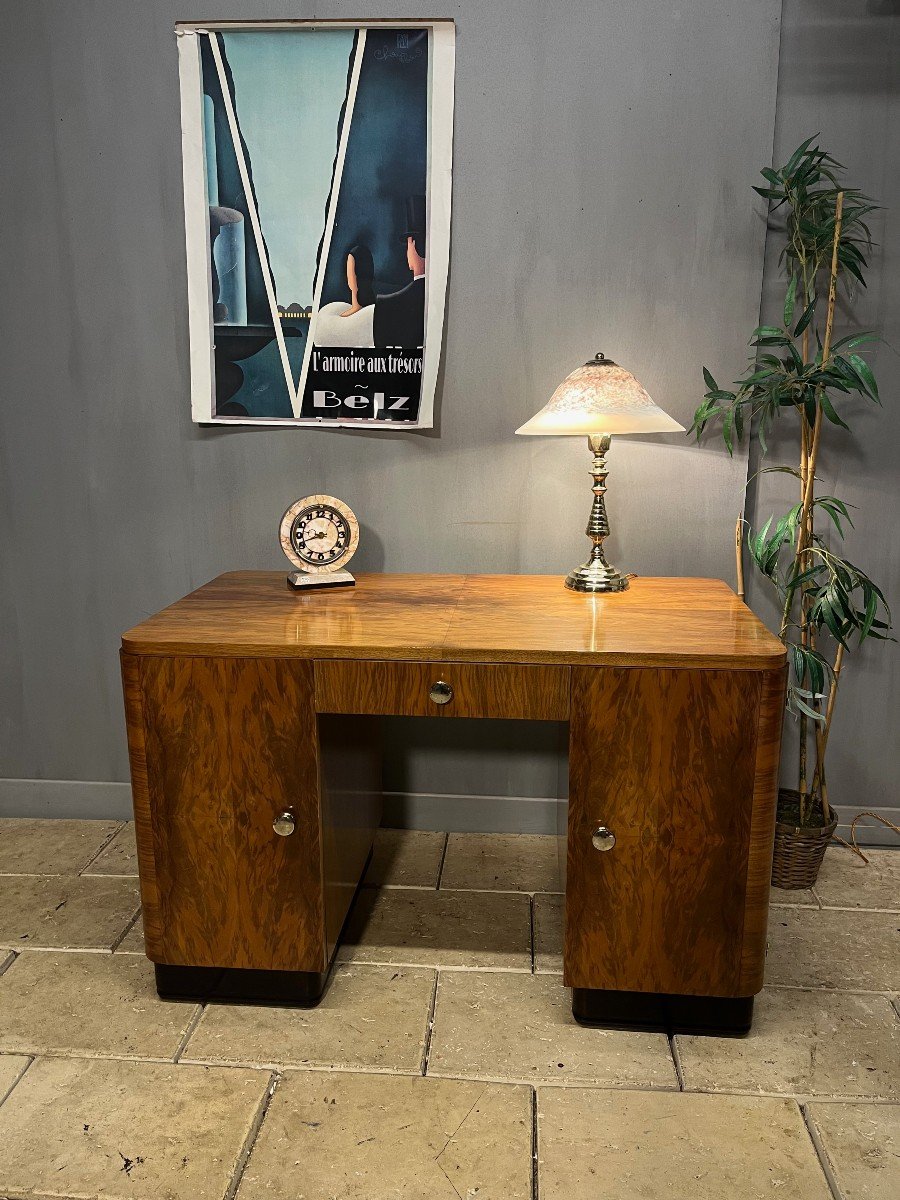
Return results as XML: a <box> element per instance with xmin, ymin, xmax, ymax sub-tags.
<box><xmin>691</xmin><ymin>138</ymin><xmax>892</xmax><ymax>829</ymax></box>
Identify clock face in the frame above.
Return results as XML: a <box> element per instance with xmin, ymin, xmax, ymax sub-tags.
<box><xmin>279</xmin><ymin>494</ymin><xmax>359</xmax><ymax>575</ymax></box>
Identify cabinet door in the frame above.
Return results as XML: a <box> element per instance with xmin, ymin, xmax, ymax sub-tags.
<box><xmin>565</xmin><ymin>666</ymin><xmax>771</xmax><ymax>997</ymax></box>
<box><xmin>123</xmin><ymin>654</ymin><xmax>325</xmax><ymax>972</ymax></box>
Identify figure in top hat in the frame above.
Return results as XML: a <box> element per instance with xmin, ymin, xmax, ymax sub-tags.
<box><xmin>373</xmin><ymin>196</ymin><xmax>426</xmax><ymax>349</ymax></box>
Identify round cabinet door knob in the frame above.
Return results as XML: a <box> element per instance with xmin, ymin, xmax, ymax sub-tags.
<box><xmin>273</xmin><ymin>811</ymin><xmax>296</xmax><ymax>837</ymax></box>
<box><xmin>591</xmin><ymin>825</ymin><xmax>616</xmax><ymax>852</ymax></box>
<box><xmin>429</xmin><ymin>680</ymin><xmax>453</xmax><ymax>705</ymax></box>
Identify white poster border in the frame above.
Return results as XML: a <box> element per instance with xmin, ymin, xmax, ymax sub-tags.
<box><xmin>176</xmin><ymin>19</ymin><xmax>455</xmax><ymax>431</ymax></box>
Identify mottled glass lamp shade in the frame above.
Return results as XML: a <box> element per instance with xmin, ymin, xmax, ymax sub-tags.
<box><xmin>515</xmin><ymin>354</ymin><xmax>684</xmax><ymax>436</ymax></box>
<box><xmin>516</xmin><ymin>353</ymin><xmax>684</xmax><ymax>593</ymax></box>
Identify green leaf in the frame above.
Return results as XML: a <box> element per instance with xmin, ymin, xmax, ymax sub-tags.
<box><xmin>817</xmin><ymin>496</ymin><xmax>854</xmax><ymax>522</ymax></box>
<box><xmin>831</xmin><ymin>332</ymin><xmax>877</xmax><ymax>352</ymax></box>
<box><xmin>760</xmin><ymin>466</ymin><xmax>803</xmax><ymax>479</ymax></box>
<box><xmin>816</xmin><ymin>502</ymin><xmax>846</xmax><ymax>538</ymax></box>
<box><xmin>820</xmin><ymin>393</ymin><xmax>849</xmax><ymax>431</ymax></box>
<box><xmin>805</xmin><ymin>652</ymin><xmax>825</xmax><ymax>697</ymax></box>
<box><xmin>784</xmin><ymin>135</ymin><xmax>817</xmax><ymax>177</ymax></box>
<box><xmin>848</xmin><ymin>354</ymin><xmax>880</xmax><ymax>402</ymax></box>
<box><xmin>783</xmin><ymin>275</ymin><xmax>797</xmax><ymax>328</ymax></box>
<box><xmin>753</xmin><ymin>186</ymin><xmax>784</xmax><ymax>200</ymax></box>
<box><xmin>734</xmin><ymin>403</ymin><xmax>745</xmax><ymax>443</ymax></box>
<box><xmin>843</xmin><ymin>259</ymin><xmax>866</xmax><ymax>286</ymax></box>
<box><xmin>792</xmin><ymin>695</ymin><xmax>826</xmax><ymax>722</ymax></box>
<box><xmin>793</xmin><ymin>300</ymin><xmax>816</xmax><ymax>338</ymax></box>
<box><xmin>861</xmin><ymin>589</ymin><xmax>878</xmax><ymax>641</ymax></box>
<box><xmin>820</xmin><ymin>600</ymin><xmax>848</xmax><ymax>646</ymax></box>
<box><xmin>702</xmin><ymin>367</ymin><xmax>718</xmax><ymax>392</ymax></box>
<box><xmin>790</xmin><ymin>644</ymin><xmax>804</xmax><ymax>682</ymax></box>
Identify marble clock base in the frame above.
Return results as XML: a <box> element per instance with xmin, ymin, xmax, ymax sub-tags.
<box><xmin>287</xmin><ymin>569</ymin><xmax>356</xmax><ymax>590</ymax></box>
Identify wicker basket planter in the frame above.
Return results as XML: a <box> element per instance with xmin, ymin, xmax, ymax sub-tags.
<box><xmin>771</xmin><ymin>788</ymin><xmax>838</xmax><ymax>889</ymax></box>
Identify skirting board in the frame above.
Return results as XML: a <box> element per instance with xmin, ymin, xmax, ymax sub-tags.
<box><xmin>0</xmin><ymin>779</ymin><xmax>897</xmax><ymax>845</ymax></box>
<box><xmin>0</xmin><ymin>779</ymin><xmax>134</xmax><ymax>821</ymax></box>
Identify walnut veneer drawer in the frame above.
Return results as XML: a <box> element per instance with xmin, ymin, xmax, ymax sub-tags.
<box><xmin>314</xmin><ymin>660</ymin><xmax>570</xmax><ymax>720</ymax></box>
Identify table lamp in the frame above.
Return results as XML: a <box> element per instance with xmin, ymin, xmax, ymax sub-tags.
<box><xmin>516</xmin><ymin>352</ymin><xmax>684</xmax><ymax>593</ymax></box>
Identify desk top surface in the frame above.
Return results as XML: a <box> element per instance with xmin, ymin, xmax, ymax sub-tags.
<box><xmin>121</xmin><ymin>572</ymin><xmax>786</xmax><ymax>669</ymax></box>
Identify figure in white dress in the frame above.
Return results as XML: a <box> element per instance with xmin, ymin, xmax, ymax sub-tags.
<box><xmin>314</xmin><ymin>244</ymin><xmax>376</xmax><ymax>348</ymax></box>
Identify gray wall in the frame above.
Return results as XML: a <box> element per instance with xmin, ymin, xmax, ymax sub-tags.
<box><xmin>2</xmin><ymin>1</ymin><xmax>782</xmax><ymax>824</ymax></box>
<box><xmin>746</xmin><ymin>0</ymin><xmax>900</xmax><ymax>842</ymax></box>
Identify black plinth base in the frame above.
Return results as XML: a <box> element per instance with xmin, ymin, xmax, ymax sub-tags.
<box><xmin>572</xmin><ymin>988</ymin><xmax>754</xmax><ymax>1035</ymax></box>
<box><xmin>155</xmin><ymin>963</ymin><xmax>327</xmax><ymax>1007</ymax></box>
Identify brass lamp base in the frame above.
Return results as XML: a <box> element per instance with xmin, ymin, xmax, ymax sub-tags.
<box><xmin>565</xmin><ymin>433</ymin><xmax>630</xmax><ymax>594</ymax></box>
<box><xmin>565</xmin><ymin>559</ymin><xmax>628</xmax><ymax>593</ymax></box>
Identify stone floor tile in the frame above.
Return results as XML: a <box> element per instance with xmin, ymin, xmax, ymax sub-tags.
<box><xmin>766</xmin><ymin>908</ymin><xmax>899</xmax><ymax>991</ymax></box>
<box><xmin>0</xmin><ymin>873</ymin><xmax>140</xmax><ymax>950</ymax></box>
<box><xmin>429</xmin><ymin>971</ymin><xmax>677</xmax><ymax>1088</ymax></box>
<box><xmin>533</xmin><ymin>893</ymin><xmax>564</xmax><ymax>973</ymax></box>
<box><xmin>538</xmin><ymin>1089</ymin><xmax>832</xmax><ymax>1200</ymax></box>
<box><xmin>117</xmin><ymin>911</ymin><xmax>145</xmax><ymax>953</ymax></box>
<box><xmin>676</xmin><ymin>987</ymin><xmax>900</xmax><ymax>1100</ymax></box>
<box><xmin>0</xmin><ymin>1056</ymin><xmax>31</xmax><ymax>1105</ymax></box>
<box><xmin>441</xmin><ymin>832</ymin><xmax>562</xmax><ymax>893</ymax></box>
<box><xmin>0</xmin><ymin>950</ymin><xmax>199</xmax><ymax>1060</ymax></box>
<box><xmin>184</xmin><ymin>965</ymin><xmax>435</xmax><ymax>1073</ymax></box>
<box><xmin>82</xmin><ymin>820</ymin><xmax>139</xmax><ymax>876</ymax></box>
<box><xmin>363</xmin><ymin>828</ymin><xmax>446</xmax><ymax>888</ymax></box>
<box><xmin>807</xmin><ymin>1101</ymin><xmax>900</xmax><ymax>1200</ymax></box>
<box><xmin>770</xmin><ymin>883</ymin><xmax>819</xmax><ymax>908</ymax></box>
<box><xmin>0</xmin><ymin>1055</ymin><xmax>268</xmax><ymax>1200</ymax></box>
<box><xmin>237</xmin><ymin>1071</ymin><xmax>532</xmax><ymax>1200</ymax></box>
<box><xmin>814</xmin><ymin>848</ymin><xmax>900</xmax><ymax>913</ymax></box>
<box><xmin>0</xmin><ymin>817</ymin><xmax>120</xmax><ymax>875</ymax></box>
<box><xmin>337</xmin><ymin>887</ymin><xmax>531</xmax><ymax>971</ymax></box>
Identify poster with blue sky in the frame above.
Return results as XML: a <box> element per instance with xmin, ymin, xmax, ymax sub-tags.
<box><xmin>177</xmin><ymin>20</ymin><xmax>455</xmax><ymax>427</ymax></box>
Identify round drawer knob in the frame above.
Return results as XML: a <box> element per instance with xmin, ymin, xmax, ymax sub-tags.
<box><xmin>273</xmin><ymin>811</ymin><xmax>296</xmax><ymax>837</ymax></box>
<box><xmin>591</xmin><ymin>825</ymin><xmax>616</xmax><ymax>852</ymax></box>
<box><xmin>429</xmin><ymin>680</ymin><xmax>453</xmax><ymax>706</ymax></box>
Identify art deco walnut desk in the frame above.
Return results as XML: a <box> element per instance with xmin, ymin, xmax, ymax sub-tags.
<box><xmin>121</xmin><ymin>573</ymin><xmax>786</xmax><ymax>1033</ymax></box>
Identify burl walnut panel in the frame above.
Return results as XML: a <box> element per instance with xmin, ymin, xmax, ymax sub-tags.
<box><xmin>315</xmin><ymin>660</ymin><xmax>570</xmax><ymax>720</ymax></box>
<box><xmin>565</xmin><ymin>666</ymin><xmax>772</xmax><ymax>997</ymax></box>
<box><xmin>738</xmin><ymin>663</ymin><xmax>788</xmax><ymax>993</ymax></box>
<box><xmin>124</xmin><ymin>654</ymin><xmax>325</xmax><ymax>972</ymax></box>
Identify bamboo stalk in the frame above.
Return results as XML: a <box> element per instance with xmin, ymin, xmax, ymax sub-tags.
<box><xmin>814</xmin><ymin>726</ymin><xmax>831</xmax><ymax>822</ymax></box>
<box><xmin>822</xmin><ymin>641</ymin><xmax>845</xmax><ymax>750</ymax></box>
<box><xmin>798</xmin><ymin>196</ymin><xmax>844</xmax><ymax>821</ymax></box>
<box><xmin>735</xmin><ymin>514</ymin><xmax>745</xmax><ymax>600</ymax></box>
<box><xmin>797</xmin><ymin>192</ymin><xmax>844</xmax><ymax>539</ymax></box>
<box><xmin>779</xmin><ymin>192</ymin><xmax>845</xmax><ymax>822</ymax></box>
<box><xmin>811</xmin><ymin>642</ymin><xmax>845</xmax><ymax>824</ymax></box>
<box><xmin>800</xmin><ymin>320</ymin><xmax>810</xmax><ymax>503</ymax></box>
<box><xmin>797</xmin><ymin>306</ymin><xmax>812</xmax><ymax>815</ymax></box>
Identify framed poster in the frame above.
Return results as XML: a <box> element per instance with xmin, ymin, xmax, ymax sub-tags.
<box><xmin>176</xmin><ymin>19</ymin><xmax>455</xmax><ymax>427</ymax></box>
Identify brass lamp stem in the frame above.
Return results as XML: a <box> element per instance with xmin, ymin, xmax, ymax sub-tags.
<box><xmin>564</xmin><ymin>434</ymin><xmax>629</xmax><ymax>593</ymax></box>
